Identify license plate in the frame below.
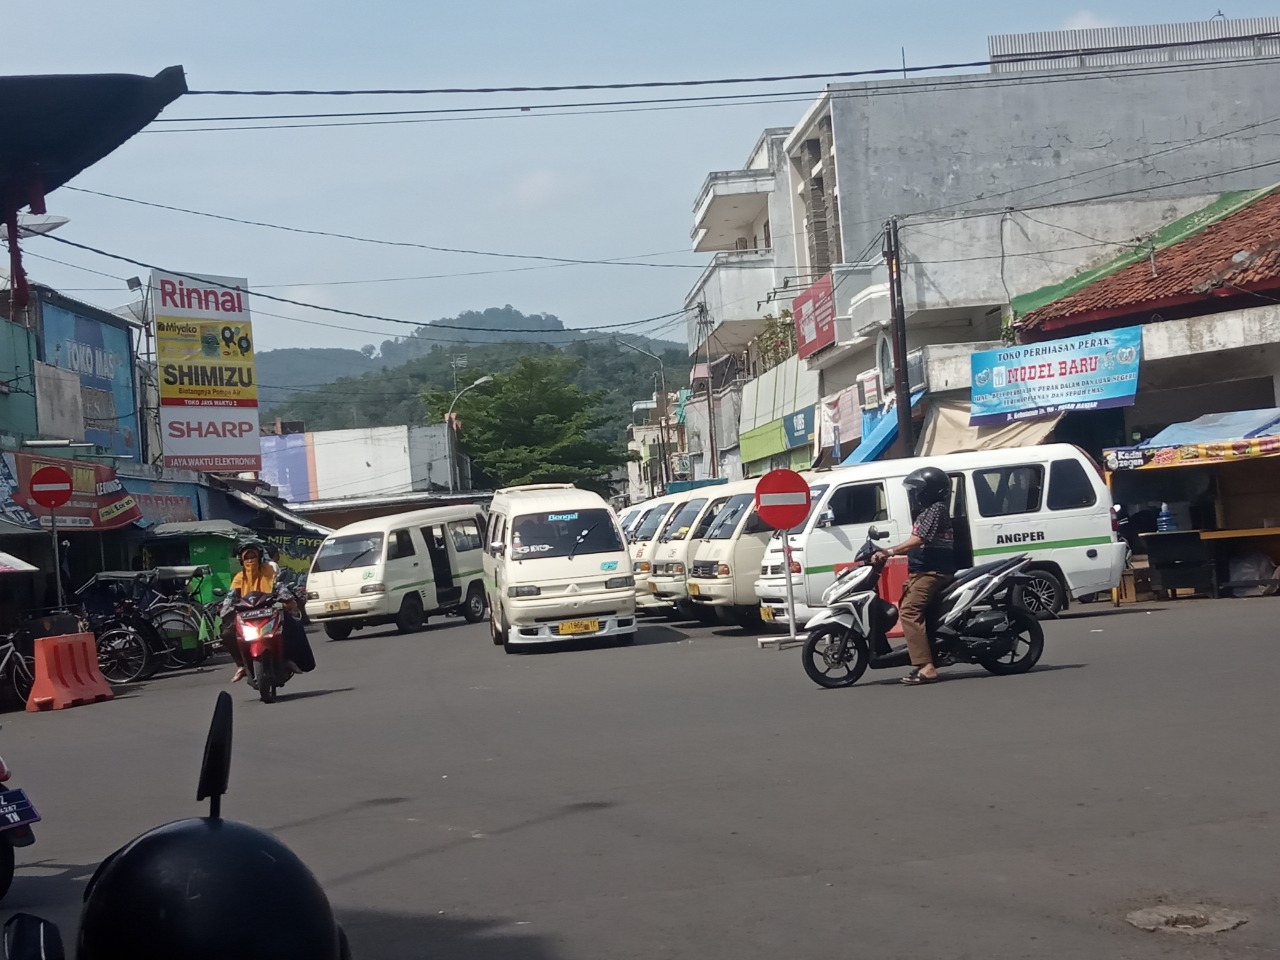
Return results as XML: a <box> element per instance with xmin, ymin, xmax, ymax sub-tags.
<box><xmin>647</xmin><ymin>581</ymin><xmax>658</xmax><ymax>593</ymax></box>
<box><xmin>325</xmin><ymin>600</ymin><xmax>351</xmax><ymax>613</ymax></box>
<box><xmin>0</xmin><ymin>789</ymin><xmax>41</xmax><ymax>830</ymax></box>
<box><xmin>558</xmin><ymin>619</ymin><xmax>600</xmax><ymax>636</ymax></box>
<box><xmin>761</xmin><ymin>605</ymin><xmax>775</xmax><ymax>622</ymax></box>
<box><xmin>688</xmin><ymin>584</ymin><xmax>700</xmax><ymax>596</ymax></box>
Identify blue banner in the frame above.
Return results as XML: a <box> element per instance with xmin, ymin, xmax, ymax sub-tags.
<box><xmin>781</xmin><ymin>407</ymin><xmax>815</xmax><ymax>450</ymax></box>
<box><xmin>41</xmin><ymin>303</ymin><xmax>139</xmax><ymax>457</ymax></box>
<box><xmin>970</xmin><ymin>327</ymin><xmax>1142</xmax><ymax>426</ymax></box>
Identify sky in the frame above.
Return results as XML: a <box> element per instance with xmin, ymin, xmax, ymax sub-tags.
<box><xmin>7</xmin><ymin>1</ymin><xmax>1278</xmax><ymax>354</ymax></box>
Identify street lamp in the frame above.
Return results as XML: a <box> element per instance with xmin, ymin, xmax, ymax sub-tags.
<box><xmin>615</xmin><ymin>339</ymin><xmax>670</xmax><ymax>488</ymax></box>
<box><xmin>446</xmin><ymin>375</ymin><xmax>494</xmax><ymax>492</ymax></box>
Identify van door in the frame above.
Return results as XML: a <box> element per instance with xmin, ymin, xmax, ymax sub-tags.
<box><xmin>802</xmin><ymin>479</ymin><xmax>899</xmax><ymax>606</ymax></box>
<box><xmin>422</xmin><ymin>523</ymin><xmax>458</xmax><ymax>606</ymax></box>
<box><xmin>969</xmin><ymin>462</ymin><xmax>1047</xmax><ymax>564</ymax></box>
<box><xmin>385</xmin><ymin>528</ymin><xmax>425</xmax><ymax>606</ymax></box>
<box><xmin>447</xmin><ymin>516</ymin><xmax>485</xmax><ymax>589</ymax></box>
<box><xmin>948</xmin><ymin>473</ymin><xmax>975</xmax><ymax>569</ymax></box>
<box><xmin>1043</xmin><ymin>454</ymin><xmax>1114</xmax><ymax>595</ymax></box>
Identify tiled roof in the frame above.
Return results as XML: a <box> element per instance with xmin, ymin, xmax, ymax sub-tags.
<box><xmin>1016</xmin><ymin>185</ymin><xmax>1280</xmax><ymax>333</ymax></box>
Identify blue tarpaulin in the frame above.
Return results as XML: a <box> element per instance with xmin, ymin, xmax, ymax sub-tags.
<box><xmin>1140</xmin><ymin>408</ymin><xmax>1280</xmax><ymax>448</ymax></box>
<box><xmin>842</xmin><ymin>391</ymin><xmax>926</xmax><ymax>465</ymax></box>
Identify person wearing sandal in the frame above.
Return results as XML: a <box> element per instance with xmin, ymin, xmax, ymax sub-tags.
<box><xmin>873</xmin><ymin>466</ymin><xmax>956</xmax><ymax>686</ymax></box>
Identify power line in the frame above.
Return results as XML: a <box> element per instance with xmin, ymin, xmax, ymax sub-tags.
<box><xmin>43</xmin><ymin>233</ymin><xmax>692</xmax><ymax>335</ymax></box>
<box><xmin>62</xmin><ymin>186</ymin><xmax>700</xmax><ymax>269</ymax></box>
<box><xmin>183</xmin><ymin>31</ymin><xmax>1280</xmax><ymax>96</ymax></box>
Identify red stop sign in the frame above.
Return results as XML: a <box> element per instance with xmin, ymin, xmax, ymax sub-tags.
<box><xmin>29</xmin><ymin>465</ymin><xmax>74</xmax><ymax>510</ymax></box>
<box><xmin>754</xmin><ymin>469</ymin><xmax>812</xmax><ymax>530</ymax></box>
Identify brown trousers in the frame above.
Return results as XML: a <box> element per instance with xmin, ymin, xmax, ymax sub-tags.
<box><xmin>899</xmin><ymin>572</ymin><xmax>949</xmax><ymax>667</ymax></box>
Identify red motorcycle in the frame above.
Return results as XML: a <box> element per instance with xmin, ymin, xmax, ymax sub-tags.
<box><xmin>0</xmin><ymin>748</ymin><xmax>40</xmax><ymax>901</ymax></box>
<box><xmin>225</xmin><ymin>589</ymin><xmax>295</xmax><ymax>704</ymax></box>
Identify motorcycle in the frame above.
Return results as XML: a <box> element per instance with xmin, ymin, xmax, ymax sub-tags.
<box><xmin>224</xmin><ymin>587</ymin><xmax>296</xmax><ymax>704</ymax></box>
<box><xmin>0</xmin><ymin>746</ymin><xmax>40</xmax><ymax>901</ymax></box>
<box><xmin>801</xmin><ymin>527</ymin><xmax>1045</xmax><ymax>688</ymax></box>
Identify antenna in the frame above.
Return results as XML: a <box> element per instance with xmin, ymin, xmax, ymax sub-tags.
<box><xmin>196</xmin><ymin>692</ymin><xmax>234</xmax><ymax>818</ymax></box>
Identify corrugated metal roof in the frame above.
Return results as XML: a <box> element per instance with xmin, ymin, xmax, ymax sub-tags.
<box><xmin>989</xmin><ymin>18</ymin><xmax>1280</xmax><ymax>72</ymax></box>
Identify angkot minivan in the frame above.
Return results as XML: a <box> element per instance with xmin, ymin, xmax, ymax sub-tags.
<box><xmin>647</xmin><ymin>481</ymin><xmax>746</xmax><ymax>619</ymax></box>
<box><xmin>306</xmin><ymin>505</ymin><xmax>489</xmax><ymax>640</ymax></box>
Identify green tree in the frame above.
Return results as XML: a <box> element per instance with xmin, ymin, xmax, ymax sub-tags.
<box><xmin>423</xmin><ymin>354</ymin><xmax>629</xmax><ymax>495</ymax></box>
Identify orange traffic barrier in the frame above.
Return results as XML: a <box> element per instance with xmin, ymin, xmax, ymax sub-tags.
<box><xmin>879</xmin><ymin>556</ymin><xmax>911</xmax><ymax>639</ymax></box>
<box><xmin>26</xmin><ymin>633</ymin><xmax>115</xmax><ymax>712</ymax></box>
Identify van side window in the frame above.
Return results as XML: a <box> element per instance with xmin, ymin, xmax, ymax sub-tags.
<box><xmin>489</xmin><ymin>515</ymin><xmax>507</xmax><ymax>555</ymax></box>
<box><xmin>448</xmin><ymin>519</ymin><xmax>483</xmax><ymax>552</ymax></box>
<box><xmin>387</xmin><ymin>529</ymin><xmax>416</xmax><ymax>560</ymax></box>
<box><xmin>741</xmin><ymin>507</ymin><xmax>771</xmax><ymax>535</ymax></box>
<box><xmin>974</xmin><ymin>465</ymin><xmax>1044</xmax><ymax>517</ymax></box>
<box><xmin>1046</xmin><ymin>458</ymin><xmax>1098</xmax><ymax>510</ymax></box>
<box><xmin>829</xmin><ymin>482</ymin><xmax>889</xmax><ymax>526</ymax></box>
<box><xmin>691</xmin><ymin>498</ymin><xmax>729</xmax><ymax>539</ymax></box>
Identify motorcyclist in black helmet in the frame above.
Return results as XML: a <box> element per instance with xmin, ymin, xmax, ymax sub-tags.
<box><xmin>4</xmin><ymin>693</ymin><xmax>351</xmax><ymax>960</ymax></box>
<box><xmin>873</xmin><ymin>466</ymin><xmax>956</xmax><ymax>685</ymax></box>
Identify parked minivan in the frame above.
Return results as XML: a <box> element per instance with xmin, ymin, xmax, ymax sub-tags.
<box><xmin>686</xmin><ymin>474</ymin><xmax>820</xmax><ymax>626</ymax></box>
<box><xmin>627</xmin><ymin>492</ymin><xmax>682</xmax><ymax>611</ymax></box>
<box><xmin>755</xmin><ymin>444</ymin><xmax>1125</xmax><ymax>626</ymax></box>
<box><xmin>306</xmin><ymin>505</ymin><xmax>489</xmax><ymax>640</ymax></box>
<box><xmin>483</xmin><ymin>484</ymin><xmax>636</xmax><ymax>652</ymax></box>
<box><xmin>648</xmin><ymin>481</ymin><xmax>746</xmax><ymax>618</ymax></box>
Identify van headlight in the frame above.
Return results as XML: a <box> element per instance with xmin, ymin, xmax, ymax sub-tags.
<box><xmin>508</xmin><ymin>585</ymin><xmax>541</xmax><ymax>597</ymax></box>
<box><xmin>606</xmin><ymin>576</ymin><xmax>635</xmax><ymax>589</ymax></box>
<box><xmin>306</xmin><ymin>591</ymin><xmax>319</xmax><ymax>601</ymax></box>
<box><xmin>718</xmin><ymin>563</ymin><xmax>731</xmax><ymax>577</ymax></box>
<box><xmin>360</xmin><ymin>583</ymin><xmax>386</xmax><ymax>594</ymax></box>
<box><xmin>634</xmin><ymin>560</ymin><xmax>650</xmax><ymax>574</ymax></box>
<box><xmin>672</xmin><ymin>562</ymin><xmax>684</xmax><ymax>575</ymax></box>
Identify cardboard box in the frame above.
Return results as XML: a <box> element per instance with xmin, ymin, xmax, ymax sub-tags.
<box><xmin>1116</xmin><ymin>568</ymin><xmax>1156</xmax><ymax>604</ymax></box>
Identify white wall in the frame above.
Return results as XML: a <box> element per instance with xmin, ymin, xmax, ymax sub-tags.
<box><xmin>311</xmin><ymin>426</ymin><xmax>413</xmax><ymax>500</ymax></box>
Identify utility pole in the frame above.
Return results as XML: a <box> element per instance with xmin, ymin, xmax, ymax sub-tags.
<box><xmin>615</xmin><ymin>338</ymin><xmax>671</xmax><ymax>489</ymax></box>
<box><xmin>696</xmin><ymin>303</ymin><xmax>719</xmax><ymax>478</ymax></box>
<box><xmin>883</xmin><ymin>218</ymin><xmax>914</xmax><ymax>458</ymax></box>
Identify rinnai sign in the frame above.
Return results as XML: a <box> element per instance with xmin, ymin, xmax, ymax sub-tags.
<box><xmin>794</xmin><ymin>273</ymin><xmax>836</xmax><ymax>359</ymax></box>
<box><xmin>150</xmin><ymin>269</ymin><xmax>260</xmax><ymax>471</ymax></box>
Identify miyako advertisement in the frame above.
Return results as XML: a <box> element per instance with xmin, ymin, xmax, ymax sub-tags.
<box><xmin>150</xmin><ymin>269</ymin><xmax>260</xmax><ymax>471</ymax></box>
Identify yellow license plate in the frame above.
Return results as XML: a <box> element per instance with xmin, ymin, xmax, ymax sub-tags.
<box><xmin>558</xmin><ymin>619</ymin><xmax>600</xmax><ymax>636</ymax></box>
<box><xmin>647</xmin><ymin>581</ymin><xmax>658</xmax><ymax>593</ymax></box>
<box><xmin>761</xmin><ymin>605</ymin><xmax>775</xmax><ymax>622</ymax></box>
<box><xmin>688</xmin><ymin>583</ymin><xmax>700</xmax><ymax>596</ymax></box>
<box><xmin>325</xmin><ymin>600</ymin><xmax>351</xmax><ymax>612</ymax></box>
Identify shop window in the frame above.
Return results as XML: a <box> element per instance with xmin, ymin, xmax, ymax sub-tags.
<box><xmin>829</xmin><ymin>482</ymin><xmax>889</xmax><ymax>527</ymax></box>
<box><xmin>974</xmin><ymin>465</ymin><xmax>1044</xmax><ymax>517</ymax></box>
<box><xmin>387</xmin><ymin>529</ymin><xmax>416</xmax><ymax>560</ymax></box>
<box><xmin>1047</xmin><ymin>458</ymin><xmax>1097</xmax><ymax>511</ymax></box>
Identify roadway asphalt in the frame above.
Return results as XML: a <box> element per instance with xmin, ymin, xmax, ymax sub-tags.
<box><xmin>3</xmin><ymin>597</ymin><xmax>1278</xmax><ymax>959</ymax></box>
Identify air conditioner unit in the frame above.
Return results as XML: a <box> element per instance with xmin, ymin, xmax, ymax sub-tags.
<box><xmin>856</xmin><ymin>370</ymin><xmax>882</xmax><ymax>410</ymax></box>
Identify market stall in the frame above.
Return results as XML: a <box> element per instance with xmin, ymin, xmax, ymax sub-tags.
<box><xmin>1103</xmin><ymin>408</ymin><xmax>1280</xmax><ymax>598</ymax></box>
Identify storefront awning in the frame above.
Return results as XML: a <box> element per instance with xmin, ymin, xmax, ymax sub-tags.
<box><xmin>916</xmin><ymin>399</ymin><xmax>1062</xmax><ymax>457</ymax></box>
<box><xmin>226</xmin><ymin>489</ymin><xmax>332</xmax><ymax>536</ymax></box>
<box><xmin>1104</xmin><ymin>407</ymin><xmax>1280</xmax><ymax>470</ymax></box>
<box><xmin>842</xmin><ymin>392</ymin><xmax>926</xmax><ymax>465</ymax></box>
<box><xmin>0</xmin><ymin>550</ymin><xmax>38</xmax><ymax>573</ymax></box>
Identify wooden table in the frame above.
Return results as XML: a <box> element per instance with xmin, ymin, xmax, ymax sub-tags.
<box><xmin>1199</xmin><ymin>527</ymin><xmax>1280</xmax><ymax>540</ymax></box>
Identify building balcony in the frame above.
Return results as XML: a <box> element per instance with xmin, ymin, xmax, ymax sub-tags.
<box><xmin>684</xmin><ymin>250</ymin><xmax>777</xmax><ymax>356</ymax></box>
<box><xmin>691</xmin><ymin>169</ymin><xmax>774</xmax><ymax>252</ymax></box>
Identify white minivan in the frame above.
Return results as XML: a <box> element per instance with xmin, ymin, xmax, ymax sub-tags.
<box><xmin>686</xmin><ymin>475</ymin><xmax>819</xmax><ymax>627</ymax></box>
<box><xmin>483</xmin><ymin>484</ymin><xmax>636</xmax><ymax>652</ymax></box>
<box><xmin>647</xmin><ymin>483</ymin><xmax>740</xmax><ymax>618</ymax></box>
<box><xmin>755</xmin><ymin>444</ymin><xmax>1126</xmax><ymax>626</ymax></box>
<box><xmin>306</xmin><ymin>505</ymin><xmax>489</xmax><ymax>640</ymax></box>
<box><xmin>626</xmin><ymin>492</ymin><xmax>682</xmax><ymax>611</ymax></box>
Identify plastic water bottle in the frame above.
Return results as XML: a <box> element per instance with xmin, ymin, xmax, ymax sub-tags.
<box><xmin>1156</xmin><ymin>503</ymin><xmax>1178</xmax><ymax>532</ymax></box>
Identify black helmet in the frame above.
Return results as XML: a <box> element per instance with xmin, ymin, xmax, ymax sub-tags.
<box><xmin>235</xmin><ymin>538</ymin><xmax>266</xmax><ymax>561</ymax></box>
<box><xmin>79</xmin><ymin>818</ymin><xmax>350</xmax><ymax>960</ymax></box>
<box><xmin>73</xmin><ymin>693</ymin><xmax>351</xmax><ymax>960</ymax></box>
<box><xmin>903</xmin><ymin>466</ymin><xmax>950</xmax><ymax>515</ymax></box>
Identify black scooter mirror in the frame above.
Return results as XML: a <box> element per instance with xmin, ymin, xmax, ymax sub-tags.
<box><xmin>868</xmin><ymin>526</ymin><xmax>891</xmax><ymax>541</ymax></box>
<box><xmin>3</xmin><ymin>913</ymin><xmax>66</xmax><ymax>960</ymax></box>
<box><xmin>196</xmin><ymin>691</ymin><xmax>234</xmax><ymax>819</ymax></box>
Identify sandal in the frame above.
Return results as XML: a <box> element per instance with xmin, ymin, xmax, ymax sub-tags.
<box><xmin>901</xmin><ymin>669</ymin><xmax>939</xmax><ymax>685</ymax></box>
<box><xmin>231</xmin><ymin>666</ymin><xmax>246</xmax><ymax>684</ymax></box>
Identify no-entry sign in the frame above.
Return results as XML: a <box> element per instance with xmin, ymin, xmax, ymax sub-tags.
<box><xmin>754</xmin><ymin>469</ymin><xmax>812</xmax><ymax>531</ymax></box>
<box><xmin>28</xmin><ymin>465</ymin><xmax>74</xmax><ymax>510</ymax></box>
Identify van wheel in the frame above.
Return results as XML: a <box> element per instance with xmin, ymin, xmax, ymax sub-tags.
<box><xmin>396</xmin><ymin>594</ymin><xmax>425</xmax><ymax>634</ymax></box>
<box><xmin>462</xmin><ymin>584</ymin><xmax>487</xmax><ymax>624</ymax></box>
<box><xmin>490</xmin><ymin>603</ymin><xmax>505</xmax><ymax>646</ymax></box>
<box><xmin>323</xmin><ymin>623</ymin><xmax>352</xmax><ymax>642</ymax></box>
<box><xmin>1014</xmin><ymin>569</ymin><xmax>1066</xmax><ymax>619</ymax></box>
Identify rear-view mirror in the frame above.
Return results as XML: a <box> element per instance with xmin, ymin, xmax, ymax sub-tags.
<box><xmin>869</xmin><ymin>526</ymin><xmax>891</xmax><ymax>541</ymax></box>
<box><xmin>817</xmin><ymin>510</ymin><xmax>835</xmax><ymax>528</ymax></box>
<box><xmin>4</xmin><ymin>914</ymin><xmax>66</xmax><ymax>960</ymax></box>
<box><xmin>212</xmin><ymin>588</ymin><xmax>226</xmax><ymax>598</ymax></box>
<box><xmin>489</xmin><ymin>541</ymin><xmax>506</xmax><ymax>557</ymax></box>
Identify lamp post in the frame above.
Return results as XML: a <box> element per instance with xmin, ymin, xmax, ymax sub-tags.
<box><xmin>615</xmin><ymin>339</ymin><xmax>670</xmax><ymax>488</ymax></box>
<box><xmin>446</xmin><ymin>375</ymin><xmax>493</xmax><ymax>492</ymax></box>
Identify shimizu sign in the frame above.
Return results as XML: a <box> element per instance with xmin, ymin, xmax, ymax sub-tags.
<box><xmin>150</xmin><ymin>269</ymin><xmax>261</xmax><ymax>471</ymax></box>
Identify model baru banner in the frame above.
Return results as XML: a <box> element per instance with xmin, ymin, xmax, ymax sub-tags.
<box><xmin>969</xmin><ymin>326</ymin><xmax>1143</xmax><ymax>426</ymax></box>
<box><xmin>150</xmin><ymin>269</ymin><xmax>260</xmax><ymax>471</ymax></box>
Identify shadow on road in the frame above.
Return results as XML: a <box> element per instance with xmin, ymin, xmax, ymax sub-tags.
<box><xmin>854</xmin><ymin>662</ymin><xmax>1089</xmax><ymax>687</ymax></box>
<box><xmin>280</xmin><ymin>686</ymin><xmax>355</xmax><ymax>702</ymax></box>
<box><xmin>341</xmin><ymin>906</ymin><xmax>566</xmax><ymax>960</ymax></box>
<box><xmin>1058</xmin><ymin>607</ymin><xmax>1165</xmax><ymax>619</ymax></box>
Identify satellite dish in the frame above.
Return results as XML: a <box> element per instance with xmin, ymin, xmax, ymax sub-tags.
<box><xmin>14</xmin><ymin>214</ymin><xmax>70</xmax><ymax>238</ymax></box>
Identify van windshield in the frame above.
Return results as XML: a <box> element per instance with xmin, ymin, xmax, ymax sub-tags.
<box><xmin>706</xmin><ymin>494</ymin><xmax>755</xmax><ymax>540</ymax></box>
<box><xmin>632</xmin><ymin>503</ymin><xmax>674</xmax><ymax>542</ymax></box>
<box><xmin>511</xmin><ymin>509</ymin><xmax>623</xmax><ymax>560</ymax></box>
<box><xmin>312</xmin><ymin>533</ymin><xmax>384</xmax><ymax>573</ymax></box>
<box><xmin>659</xmin><ymin>498</ymin><xmax>708</xmax><ymax>541</ymax></box>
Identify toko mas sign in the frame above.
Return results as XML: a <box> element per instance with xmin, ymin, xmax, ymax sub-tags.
<box><xmin>150</xmin><ymin>270</ymin><xmax>260</xmax><ymax>471</ymax></box>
